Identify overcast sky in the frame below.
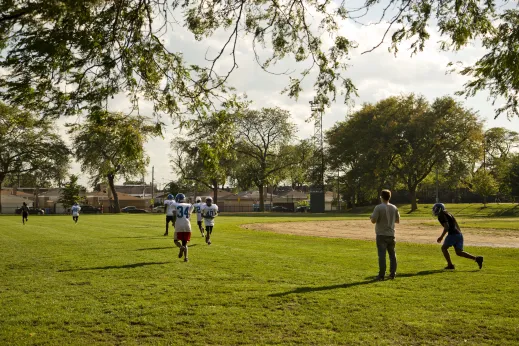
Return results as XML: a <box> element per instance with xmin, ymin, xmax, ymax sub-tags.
<box><xmin>66</xmin><ymin>2</ymin><xmax>519</xmax><ymax>189</ymax></box>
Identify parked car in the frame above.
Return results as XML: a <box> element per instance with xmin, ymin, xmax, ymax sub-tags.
<box><xmin>15</xmin><ymin>206</ymin><xmax>44</xmax><ymax>215</ymax></box>
<box><xmin>121</xmin><ymin>206</ymin><xmax>137</xmax><ymax>213</ymax></box>
<box><xmin>127</xmin><ymin>208</ymin><xmax>147</xmax><ymax>213</ymax></box>
<box><xmin>295</xmin><ymin>206</ymin><xmax>310</xmax><ymax>213</ymax></box>
<box><xmin>79</xmin><ymin>205</ymin><xmax>101</xmax><ymax>214</ymax></box>
<box><xmin>152</xmin><ymin>206</ymin><xmax>165</xmax><ymax>213</ymax></box>
<box><xmin>272</xmin><ymin>206</ymin><xmax>290</xmax><ymax>212</ymax></box>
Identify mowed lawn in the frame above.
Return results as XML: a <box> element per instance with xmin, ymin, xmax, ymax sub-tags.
<box><xmin>1</xmin><ymin>212</ymin><xmax>518</xmax><ymax>345</ymax></box>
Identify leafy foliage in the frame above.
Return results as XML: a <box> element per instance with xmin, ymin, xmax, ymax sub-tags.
<box><xmin>471</xmin><ymin>169</ymin><xmax>499</xmax><ymax>206</ymax></box>
<box><xmin>0</xmin><ymin>101</ymin><xmax>70</xmax><ymax>209</ymax></box>
<box><xmin>58</xmin><ymin>175</ymin><xmax>85</xmax><ymax>209</ymax></box>
<box><xmin>68</xmin><ymin>111</ymin><xmax>160</xmax><ymax>212</ymax></box>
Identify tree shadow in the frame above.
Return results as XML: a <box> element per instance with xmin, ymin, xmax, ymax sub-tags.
<box><xmin>58</xmin><ymin>261</ymin><xmax>170</xmax><ymax>272</ymax></box>
<box><xmin>134</xmin><ymin>247</ymin><xmax>172</xmax><ymax>251</ymax></box>
<box><xmin>269</xmin><ymin>270</ymin><xmax>445</xmax><ymax>297</ymax></box>
<box><xmin>108</xmin><ymin>236</ymin><xmax>164</xmax><ymax>239</ymax></box>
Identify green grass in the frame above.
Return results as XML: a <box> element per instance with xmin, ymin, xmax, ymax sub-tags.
<box><xmin>1</xmin><ymin>213</ymin><xmax>518</xmax><ymax>345</ymax></box>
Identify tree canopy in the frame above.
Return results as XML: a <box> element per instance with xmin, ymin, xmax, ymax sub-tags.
<box><xmin>68</xmin><ymin>111</ymin><xmax>160</xmax><ymax>212</ymax></box>
<box><xmin>1</xmin><ymin>0</ymin><xmax>518</xmax><ymax>119</ymax></box>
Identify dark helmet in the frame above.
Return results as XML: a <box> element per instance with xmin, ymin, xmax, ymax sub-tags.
<box><xmin>167</xmin><ymin>194</ymin><xmax>174</xmax><ymax>200</ymax></box>
<box><xmin>432</xmin><ymin>203</ymin><xmax>445</xmax><ymax>216</ymax></box>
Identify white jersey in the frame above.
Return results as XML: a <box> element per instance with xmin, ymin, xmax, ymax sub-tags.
<box><xmin>71</xmin><ymin>205</ymin><xmax>81</xmax><ymax>216</ymax></box>
<box><xmin>164</xmin><ymin>199</ymin><xmax>176</xmax><ymax>216</ymax></box>
<box><xmin>201</xmin><ymin>204</ymin><xmax>218</xmax><ymax>226</ymax></box>
<box><xmin>174</xmin><ymin>202</ymin><xmax>194</xmax><ymax>232</ymax></box>
<box><xmin>193</xmin><ymin>202</ymin><xmax>205</xmax><ymax>222</ymax></box>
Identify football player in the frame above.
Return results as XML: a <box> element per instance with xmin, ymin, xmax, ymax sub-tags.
<box><xmin>71</xmin><ymin>202</ymin><xmax>81</xmax><ymax>223</ymax></box>
<box><xmin>173</xmin><ymin>193</ymin><xmax>194</xmax><ymax>262</ymax></box>
<box><xmin>163</xmin><ymin>194</ymin><xmax>176</xmax><ymax>236</ymax></box>
<box><xmin>193</xmin><ymin>197</ymin><xmax>205</xmax><ymax>237</ymax></box>
<box><xmin>201</xmin><ymin>197</ymin><xmax>218</xmax><ymax>245</ymax></box>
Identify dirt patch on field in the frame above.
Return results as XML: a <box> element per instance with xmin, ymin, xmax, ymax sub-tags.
<box><xmin>241</xmin><ymin>219</ymin><xmax>519</xmax><ymax>248</ymax></box>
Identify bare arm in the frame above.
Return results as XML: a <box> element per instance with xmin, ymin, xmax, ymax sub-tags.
<box><xmin>437</xmin><ymin>223</ymin><xmax>449</xmax><ymax>243</ymax></box>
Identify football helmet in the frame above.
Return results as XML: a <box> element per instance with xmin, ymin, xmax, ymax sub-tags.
<box><xmin>176</xmin><ymin>193</ymin><xmax>186</xmax><ymax>202</ymax></box>
<box><xmin>206</xmin><ymin>197</ymin><xmax>213</xmax><ymax>206</ymax></box>
<box><xmin>167</xmin><ymin>194</ymin><xmax>174</xmax><ymax>200</ymax></box>
<box><xmin>196</xmin><ymin>197</ymin><xmax>201</xmax><ymax>203</ymax></box>
<box><xmin>432</xmin><ymin>203</ymin><xmax>445</xmax><ymax>216</ymax></box>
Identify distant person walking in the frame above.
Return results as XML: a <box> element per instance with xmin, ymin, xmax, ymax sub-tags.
<box><xmin>71</xmin><ymin>203</ymin><xmax>81</xmax><ymax>223</ymax></box>
<box><xmin>432</xmin><ymin>203</ymin><xmax>483</xmax><ymax>270</ymax></box>
<box><xmin>370</xmin><ymin>190</ymin><xmax>400</xmax><ymax>281</ymax></box>
<box><xmin>21</xmin><ymin>202</ymin><xmax>29</xmax><ymax>225</ymax></box>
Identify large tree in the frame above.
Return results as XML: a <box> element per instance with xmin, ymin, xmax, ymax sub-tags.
<box><xmin>2</xmin><ymin>1</ymin><xmax>518</xmax><ymax>120</ymax></box>
<box><xmin>0</xmin><ymin>102</ymin><xmax>69</xmax><ymax>212</ymax></box>
<box><xmin>171</xmin><ymin>110</ymin><xmax>237</xmax><ymax>204</ymax></box>
<box><xmin>58</xmin><ymin>174</ymin><xmax>85</xmax><ymax>210</ymax></box>
<box><xmin>326</xmin><ymin>95</ymin><xmax>483</xmax><ymax>210</ymax></box>
<box><xmin>68</xmin><ymin>111</ymin><xmax>160</xmax><ymax>213</ymax></box>
<box><xmin>234</xmin><ymin>107</ymin><xmax>299</xmax><ymax>211</ymax></box>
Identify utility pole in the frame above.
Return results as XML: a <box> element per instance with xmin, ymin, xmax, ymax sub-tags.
<box><xmin>151</xmin><ymin>166</ymin><xmax>154</xmax><ymax>200</ymax></box>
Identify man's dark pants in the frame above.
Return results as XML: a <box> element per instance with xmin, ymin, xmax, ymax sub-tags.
<box><xmin>376</xmin><ymin>235</ymin><xmax>397</xmax><ymax>277</ymax></box>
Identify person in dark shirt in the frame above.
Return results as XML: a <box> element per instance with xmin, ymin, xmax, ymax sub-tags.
<box><xmin>432</xmin><ymin>203</ymin><xmax>483</xmax><ymax>270</ymax></box>
<box><xmin>21</xmin><ymin>202</ymin><xmax>29</xmax><ymax>225</ymax></box>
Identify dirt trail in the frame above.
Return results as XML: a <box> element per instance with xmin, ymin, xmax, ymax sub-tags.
<box><xmin>241</xmin><ymin>219</ymin><xmax>519</xmax><ymax>248</ymax></box>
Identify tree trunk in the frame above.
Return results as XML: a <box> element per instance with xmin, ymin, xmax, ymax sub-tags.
<box><xmin>258</xmin><ymin>184</ymin><xmax>265</xmax><ymax>211</ymax></box>
<box><xmin>213</xmin><ymin>184</ymin><xmax>218</xmax><ymax>205</ymax></box>
<box><xmin>108</xmin><ymin>175</ymin><xmax>120</xmax><ymax>213</ymax></box>
<box><xmin>409</xmin><ymin>188</ymin><xmax>418</xmax><ymax>211</ymax></box>
<box><xmin>0</xmin><ymin>174</ymin><xmax>4</xmax><ymax>214</ymax></box>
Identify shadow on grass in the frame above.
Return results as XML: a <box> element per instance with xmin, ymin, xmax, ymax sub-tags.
<box><xmin>58</xmin><ymin>261</ymin><xmax>170</xmax><ymax>272</ymax></box>
<box><xmin>134</xmin><ymin>247</ymin><xmax>172</xmax><ymax>251</ymax></box>
<box><xmin>269</xmin><ymin>270</ymin><xmax>445</xmax><ymax>297</ymax></box>
<box><xmin>108</xmin><ymin>236</ymin><xmax>165</xmax><ymax>239</ymax></box>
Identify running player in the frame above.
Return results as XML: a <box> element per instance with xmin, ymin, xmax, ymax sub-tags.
<box><xmin>163</xmin><ymin>194</ymin><xmax>176</xmax><ymax>236</ymax></box>
<box><xmin>193</xmin><ymin>197</ymin><xmax>205</xmax><ymax>237</ymax></box>
<box><xmin>201</xmin><ymin>197</ymin><xmax>218</xmax><ymax>245</ymax></box>
<box><xmin>173</xmin><ymin>193</ymin><xmax>193</xmax><ymax>262</ymax></box>
<box><xmin>20</xmin><ymin>202</ymin><xmax>29</xmax><ymax>225</ymax></box>
<box><xmin>71</xmin><ymin>203</ymin><xmax>81</xmax><ymax>223</ymax></box>
<box><xmin>432</xmin><ymin>203</ymin><xmax>484</xmax><ymax>270</ymax></box>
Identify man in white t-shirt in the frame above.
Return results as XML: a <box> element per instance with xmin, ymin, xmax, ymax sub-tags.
<box><xmin>370</xmin><ymin>189</ymin><xmax>400</xmax><ymax>281</ymax></box>
<box><xmin>163</xmin><ymin>194</ymin><xmax>176</xmax><ymax>236</ymax></box>
<box><xmin>192</xmin><ymin>197</ymin><xmax>205</xmax><ymax>237</ymax></box>
<box><xmin>173</xmin><ymin>193</ymin><xmax>194</xmax><ymax>262</ymax></box>
<box><xmin>71</xmin><ymin>203</ymin><xmax>81</xmax><ymax>223</ymax></box>
<box><xmin>201</xmin><ymin>197</ymin><xmax>218</xmax><ymax>245</ymax></box>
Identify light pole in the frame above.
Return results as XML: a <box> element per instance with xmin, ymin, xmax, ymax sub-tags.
<box><xmin>309</xmin><ymin>100</ymin><xmax>324</xmax><ymax>191</ymax></box>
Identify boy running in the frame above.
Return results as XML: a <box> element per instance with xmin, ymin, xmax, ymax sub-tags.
<box><xmin>432</xmin><ymin>203</ymin><xmax>484</xmax><ymax>270</ymax></box>
<box><xmin>172</xmin><ymin>193</ymin><xmax>193</xmax><ymax>262</ymax></box>
<box><xmin>163</xmin><ymin>194</ymin><xmax>176</xmax><ymax>236</ymax></box>
<box><xmin>193</xmin><ymin>197</ymin><xmax>205</xmax><ymax>237</ymax></box>
<box><xmin>201</xmin><ymin>197</ymin><xmax>218</xmax><ymax>245</ymax></box>
<box><xmin>71</xmin><ymin>203</ymin><xmax>81</xmax><ymax>223</ymax></box>
<box><xmin>21</xmin><ymin>202</ymin><xmax>29</xmax><ymax>225</ymax></box>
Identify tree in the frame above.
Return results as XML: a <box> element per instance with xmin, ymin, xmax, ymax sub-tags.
<box><xmin>68</xmin><ymin>111</ymin><xmax>160</xmax><ymax>213</ymax></box>
<box><xmin>58</xmin><ymin>175</ymin><xmax>85</xmax><ymax>210</ymax></box>
<box><xmin>0</xmin><ymin>102</ymin><xmax>70</xmax><ymax>212</ymax></box>
<box><xmin>234</xmin><ymin>107</ymin><xmax>299</xmax><ymax>211</ymax></box>
<box><xmin>4</xmin><ymin>1</ymin><xmax>518</xmax><ymax>120</ymax></box>
<box><xmin>471</xmin><ymin>170</ymin><xmax>499</xmax><ymax>206</ymax></box>
<box><xmin>171</xmin><ymin>110</ymin><xmax>237</xmax><ymax>204</ymax></box>
<box><xmin>502</xmin><ymin>154</ymin><xmax>519</xmax><ymax>201</ymax></box>
<box><xmin>326</xmin><ymin>95</ymin><xmax>483</xmax><ymax>210</ymax></box>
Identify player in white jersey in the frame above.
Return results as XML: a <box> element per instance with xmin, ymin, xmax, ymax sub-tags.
<box><xmin>173</xmin><ymin>193</ymin><xmax>194</xmax><ymax>262</ymax></box>
<box><xmin>192</xmin><ymin>197</ymin><xmax>205</xmax><ymax>237</ymax></box>
<box><xmin>71</xmin><ymin>203</ymin><xmax>81</xmax><ymax>223</ymax></box>
<box><xmin>163</xmin><ymin>194</ymin><xmax>176</xmax><ymax>236</ymax></box>
<box><xmin>201</xmin><ymin>197</ymin><xmax>218</xmax><ymax>245</ymax></box>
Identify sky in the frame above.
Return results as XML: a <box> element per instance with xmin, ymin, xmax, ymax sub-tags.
<box><xmin>65</xmin><ymin>2</ymin><xmax>519</xmax><ymax>189</ymax></box>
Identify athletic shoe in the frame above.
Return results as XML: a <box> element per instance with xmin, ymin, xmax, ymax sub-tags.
<box><xmin>201</xmin><ymin>233</ymin><xmax>205</xmax><ymax>237</ymax></box>
<box><xmin>476</xmin><ymin>256</ymin><xmax>484</xmax><ymax>269</ymax></box>
<box><xmin>184</xmin><ymin>257</ymin><xmax>189</xmax><ymax>262</ymax></box>
<box><xmin>178</xmin><ymin>246</ymin><xmax>184</xmax><ymax>258</ymax></box>
<box><xmin>207</xmin><ymin>240</ymin><xmax>212</xmax><ymax>245</ymax></box>
<box><xmin>444</xmin><ymin>265</ymin><xmax>455</xmax><ymax>270</ymax></box>
<box><xmin>375</xmin><ymin>276</ymin><xmax>384</xmax><ymax>281</ymax></box>
<box><xmin>388</xmin><ymin>274</ymin><xmax>396</xmax><ymax>280</ymax></box>
<box><xmin>163</xmin><ymin>232</ymin><xmax>168</xmax><ymax>236</ymax></box>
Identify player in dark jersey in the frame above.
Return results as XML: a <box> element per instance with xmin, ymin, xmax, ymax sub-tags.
<box><xmin>432</xmin><ymin>203</ymin><xmax>484</xmax><ymax>270</ymax></box>
<box><xmin>21</xmin><ymin>202</ymin><xmax>29</xmax><ymax>225</ymax></box>
<box><xmin>163</xmin><ymin>194</ymin><xmax>176</xmax><ymax>236</ymax></box>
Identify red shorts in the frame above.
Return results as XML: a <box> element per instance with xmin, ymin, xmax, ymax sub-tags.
<box><xmin>174</xmin><ymin>232</ymin><xmax>191</xmax><ymax>242</ymax></box>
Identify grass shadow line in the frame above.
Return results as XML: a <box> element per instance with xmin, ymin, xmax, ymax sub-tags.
<box><xmin>134</xmin><ymin>247</ymin><xmax>172</xmax><ymax>251</ymax></box>
<box><xmin>58</xmin><ymin>261</ymin><xmax>170</xmax><ymax>272</ymax></box>
<box><xmin>270</xmin><ymin>270</ymin><xmax>446</xmax><ymax>297</ymax></box>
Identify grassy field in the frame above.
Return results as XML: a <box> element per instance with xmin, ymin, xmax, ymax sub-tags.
<box><xmin>1</xmin><ymin>210</ymin><xmax>518</xmax><ymax>345</ymax></box>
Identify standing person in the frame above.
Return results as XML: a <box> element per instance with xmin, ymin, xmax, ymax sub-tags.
<box><xmin>201</xmin><ymin>197</ymin><xmax>218</xmax><ymax>245</ymax></box>
<box><xmin>193</xmin><ymin>197</ymin><xmax>205</xmax><ymax>237</ymax></box>
<box><xmin>71</xmin><ymin>203</ymin><xmax>81</xmax><ymax>223</ymax></box>
<box><xmin>163</xmin><ymin>194</ymin><xmax>176</xmax><ymax>236</ymax></box>
<box><xmin>432</xmin><ymin>203</ymin><xmax>484</xmax><ymax>270</ymax></box>
<box><xmin>20</xmin><ymin>202</ymin><xmax>29</xmax><ymax>225</ymax></box>
<box><xmin>173</xmin><ymin>193</ymin><xmax>193</xmax><ymax>262</ymax></box>
<box><xmin>370</xmin><ymin>189</ymin><xmax>400</xmax><ymax>281</ymax></box>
